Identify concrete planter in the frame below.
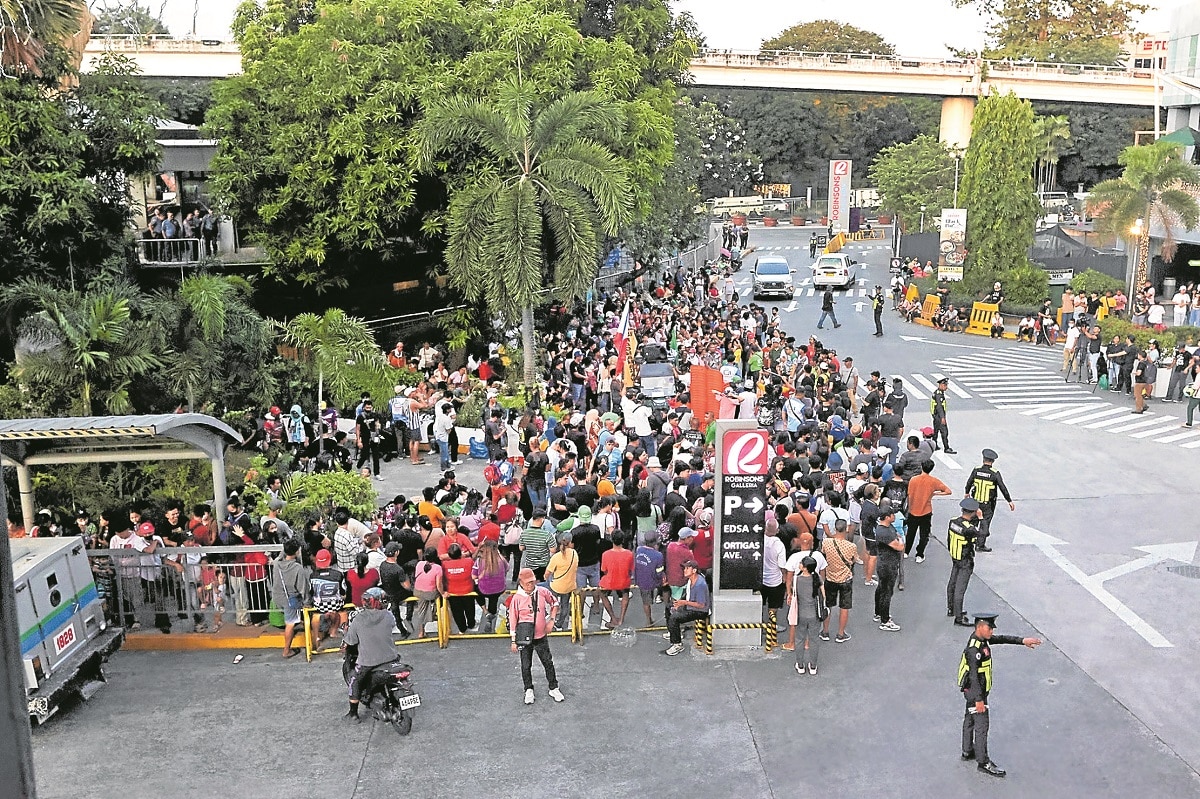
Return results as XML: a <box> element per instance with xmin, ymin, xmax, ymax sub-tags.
<box><xmin>763</xmin><ymin>217</ymin><xmax>779</xmax><ymax>227</ymax></box>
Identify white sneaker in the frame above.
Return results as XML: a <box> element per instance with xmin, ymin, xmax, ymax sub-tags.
<box><xmin>524</xmin><ymin>689</ymin><xmax>535</xmax><ymax>705</ymax></box>
<box><xmin>880</xmin><ymin>621</ymin><xmax>901</xmax><ymax>632</ymax></box>
<box><xmin>915</xmin><ymin>555</ymin><xmax>925</xmax><ymax>564</ymax></box>
<box><xmin>662</xmin><ymin>632</ymin><xmax>673</xmax><ymax>640</ymax></box>
<box><xmin>665</xmin><ymin>643</ymin><xmax>685</xmax><ymax>656</ymax></box>
<box><xmin>548</xmin><ymin>688</ymin><xmax>565</xmax><ymax>702</ymax></box>
<box><xmin>808</xmin><ymin>664</ymin><xmax>817</xmax><ymax>675</ymax></box>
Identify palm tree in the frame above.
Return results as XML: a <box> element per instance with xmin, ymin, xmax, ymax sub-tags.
<box><xmin>1088</xmin><ymin>140</ymin><xmax>1200</xmax><ymax>291</ymax></box>
<box><xmin>1032</xmin><ymin>114</ymin><xmax>1072</xmax><ymax>194</ymax></box>
<box><xmin>417</xmin><ymin>79</ymin><xmax>633</xmax><ymax>387</ymax></box>
<box><xmin>2</xmin><ymin>278</ymin><xmax>161</xmax><ymax>415</ymax></box>
<box><xmin>143</xmin><ymin>274</ymin><xmax>274</xmax><ymax>412</ymax></box>
<box><xmin>277</xmin><ymin>308</ymin><xmax>384</xmax><ymax>409</ymax></box>
<box><xmin>1</xmin><ymin>0</ymin><xmax>88</xmax><ymax>74</ymax></box>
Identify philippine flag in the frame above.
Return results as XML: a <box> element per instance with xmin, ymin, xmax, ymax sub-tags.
<box><xmin>613</xmin><ymin>299</ymin><xmax>631</xmax><ymax>378</ymax></box>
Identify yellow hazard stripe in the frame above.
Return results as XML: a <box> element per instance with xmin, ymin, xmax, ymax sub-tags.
<box><xmin>0</xmin><ymin>427</ymin><xmax>156</xmax><ymax>440</ymax></box>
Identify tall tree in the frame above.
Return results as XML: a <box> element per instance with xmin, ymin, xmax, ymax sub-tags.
<box><xmin>2</xmin><ymin>278</ymin><xmax>161</xmax><ymax>415</ymax></box>
<box><xmin>761</xmin><ymin>19</ymin><xmax>894</xmax><ymax>54</ymax></box>
<box><xmin>1032</xmin><ymin>114</ymin><xmax>1072</xmax><ymax>193</ymax></box>
<box><xmin>0</xmin><ymin>0</ymin><xmax>86</xmax><ymax>73</ymax></box>
<box><xmin>959</xmin><ymin>92</ymin><xmax>1039</xmax><ymax>294</ymax></box>
<box><xmin>0</xmin><ymin>51</ymin><xmax>160</xmax><ymax>293</ymax></box>
<box><xmin>417</xmin><ymin>80</ymin><xmax>632</xmax><ymax>386</ymax></box>
<box><xmin>277</xmin><ymin>308</ymin><xmax>386</xmax><ymax>409</ymax></box>
<box><xmin>91</xmin><ymin>1</ymin><xmax>168</xmax><ymax>36</ymax></box>
<box><xmin>1088</xmin><ymin>140</ymin><xmax>1200</xmax><ymax>290</ymax></box>
<box><xmin>207</xmin><ymin>0</ymin><xmax>683</xmax><ymax>295</ymax></box>
<box><xmin>869</xmin><ymin>134</ymin><xmax>957</xmax><ymax>232</ymax></box>
<box><xmin>955</xmin><ymin>0</ymin><xmax>1147</xmax><ymax>65</ymax></box>
<box><xmin>692</xmin><ymin>100</ymin><xmax>763</xmax><ymax>200</ymax></box>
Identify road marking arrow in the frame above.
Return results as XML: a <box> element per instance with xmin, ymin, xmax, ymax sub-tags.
<box><xmin>853</xmin><ymin>301</ymin><xmax>866</xmax><ymax>312</ymax></box>
<box><xmin>899</xmin><ymin>335</ymin><xmax>991</xmax><ymax>350</ymax></box>
<box><xmin>857</xmin><ymin>277</ymin><xmax>868</xmax><ymax>285</ymax></box>
<box><xmin>1090</xmin><ymin>542</ymin><xmax>1197</xmax><ymax>583</ymax></box>
<box><xmin>1013</xmin><ymin>524</ymin><xmax>1172</xmax><ymax>648</ymax></box>
<box><xmin>785</xmin><ymin>300</ymin><xmax>797</xmax><ymax>312</ymax></box>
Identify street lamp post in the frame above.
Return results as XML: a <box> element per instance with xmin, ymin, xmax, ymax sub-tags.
<box><xmin>1127</xmin><ymin>218</ymin><xmax>1144</xmax><ymax>299</ymax></box>
<box><xmin>953</xmin><ymin>153</ymin><xmax>961</xmax><ymax>208</ymax></box>
<box><xmin>920</xmin><ymin>205</ymin><xmax>927</xmax><ymax>234</ymax></box>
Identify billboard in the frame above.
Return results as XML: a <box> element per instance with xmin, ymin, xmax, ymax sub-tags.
<box><xmin>827</xmin><ymin>160</ymin><xmax>852</xmax><ymax>233</ymax></box>
<box><xmin>937</xmin><ymin>208</ymin><xmax>967</xmax><ymax>282</ymax></box>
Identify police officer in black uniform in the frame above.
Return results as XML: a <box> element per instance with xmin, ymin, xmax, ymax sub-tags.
<box><xmin>965</xmin><ymin>448</ymin><xmax>1014</xmax><ymax>552</ymax></box>
<box><xmin>946</xmin><ymin>498</ymin><xmax>980</xmax><ymax>625</ymax></box>
<box><xmin>959</xmin><ymin>612</ymin><xmax>1042</xmax><ymax>777</ymax></box>
<box><xmin>809</xmin><ymin>233</ymin><xmax>818</xmax><ymax>258</ymax></box>
<box><xmin>930</xmin><ymin>377</ymin><xmax>955</xmax><ymax>454</ymax></box>
<box><xmin>871</xmin><ymin>285</ymin><xmax>886</xmax><ymax>337</ymax></box>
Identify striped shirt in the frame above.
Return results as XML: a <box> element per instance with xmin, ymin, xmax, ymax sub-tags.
<box><xmin>519</xmin><ymin>522</ymin><xmax>557</xmax><ymax>569</ymax></box>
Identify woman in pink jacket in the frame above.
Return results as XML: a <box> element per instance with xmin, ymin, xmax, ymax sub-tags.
<box><xmin>508</xmin><ymin>568</ymin><xmax>565</xmax><ymax>705</ymax></box>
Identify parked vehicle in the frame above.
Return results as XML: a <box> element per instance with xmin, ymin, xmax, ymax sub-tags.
<box><xmin>811</xmin><ymin>253</ymin><xmax>858</xmax><ymax>289</ymax></box>
<box><xmin>751</xmin><ymin>255</ymin><xmax>796</xmax><ymax>300</ymax></box>
<box><xmin>16</xmin><ymin>537</ymin><xmax>123</xmax><ymax>723</ymax></box>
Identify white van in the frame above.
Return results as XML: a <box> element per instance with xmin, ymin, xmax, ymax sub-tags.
<box><xmin>709</xmin><ymin>196</ymin><xmax>789</xmax><ymax>218</ymax></box>
<box><xmin>752</xmin><ymin>255</ymin><xmax>796</xmax><ymax>300</ymax></box>
<box><xmin>811</xmin><ymin>253</ymin><xmax>858</xmax><ymax>289</ymax></box>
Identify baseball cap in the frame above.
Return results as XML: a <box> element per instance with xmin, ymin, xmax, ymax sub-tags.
<box><xmin>855</xmin><ymin>463</ymin><xmax>869</xmax><ymax>474</ymax></box>
<box><xmin>314</xmin><ymin>549</ymin><xmax>333</xmax><ymax>568</ymax></box>
<box><xmin>678</xmin><ymin>527</ymin><xmax>696</xmax><ymax>540</ymax></box>
<box><xmin>137</xmin><ymin>521</ymin><xmax>156</xmax><ymax>537</ymax></box>
<box><xmin>384</xmin><ymin>542</ymin><xmax>402</xmax><ymax>557</ymax></box>
<box><xmin>577</xmin><ymin>506</ymin><xmax>592</xmax><ymax>522</ymax></box>
<box><xmin>682</xmin><ymin>559</ymin><xmax>699</xmax><ymax>570</ymax></box>
<box><xmin>268</xmin><ymin>498</ymin><xmax>285</xmax><ymax>511</ymax></box>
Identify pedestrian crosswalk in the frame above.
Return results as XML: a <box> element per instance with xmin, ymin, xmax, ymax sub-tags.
<box><xmin>932</xmin><ymin>346</ymin><xmax>1200</xmax><ymax>448</ymax></box>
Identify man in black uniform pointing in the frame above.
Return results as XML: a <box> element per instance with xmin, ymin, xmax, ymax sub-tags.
<box><xmin>965</xmin><ymin>448</ymin><xmax>1013</xmax><ymax>552</ymax></box>
<box><xmin>959</xmin><ymin>613</ymin><xmax>1042</xmax><ymax>777</ymax></box>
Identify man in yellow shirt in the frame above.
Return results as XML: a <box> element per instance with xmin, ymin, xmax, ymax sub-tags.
<box><xmin>545</xmin><ymin>533</ymin><xmax>579</xmax><ymax>631</ymax></box>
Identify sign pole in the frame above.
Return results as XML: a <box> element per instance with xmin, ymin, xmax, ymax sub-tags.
<box><xmin>712</xmin><ymin>419</ymin><xmax>770</xmax><ymax>651</ymax></box>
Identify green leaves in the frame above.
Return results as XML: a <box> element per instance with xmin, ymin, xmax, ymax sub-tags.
<box><xmin>868</xmin><ymin>134</ymin><xmax>958</xmax><ymax>232</ymax></box>
<box><xmin>277</xmin><ymin>308</ymin><xmax>387</xmax><ymax>405</ymax></box>
<box><xmin>960</xmin><ymin>92</ymin><xmax>1039</xmax><ymax>295</ymax></box>
<box><xmin>760</xmin><ymin>19</ymin><xmax>894</xmax><ymax>54</ymax></box>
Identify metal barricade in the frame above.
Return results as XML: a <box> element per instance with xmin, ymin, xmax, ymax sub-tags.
<box><xmin>136</xmin><ymin>237</ymin><xmax>205</xmax><ymax>265</ymax></box>
<box><xmin>89</xmin><ymin>545</ymin><xmax>282</xmax><ymax>635</ymax></box>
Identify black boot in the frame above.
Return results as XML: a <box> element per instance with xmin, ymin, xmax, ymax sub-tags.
<box><xmin>978</xmin><ymin>761</ymin><xmax>1006</xmax><ymax>777</ymax></box>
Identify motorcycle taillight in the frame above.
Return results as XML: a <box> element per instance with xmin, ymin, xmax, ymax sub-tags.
<box><xmin>395</xmin><ymin>671</ymin><xmax>411</xmax><ymax>680</ymax></box>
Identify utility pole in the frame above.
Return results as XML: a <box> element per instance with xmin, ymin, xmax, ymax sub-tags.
<box><xmin>0</xmin><ymin>473</ymin><xmax>38</xmax><ymax>799</ymax></box>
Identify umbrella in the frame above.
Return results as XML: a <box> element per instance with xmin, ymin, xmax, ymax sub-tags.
<box><xmin>1161</xmin><ymin>127</ymin><xmax>1200</xmax><ymax>146</ymax></box>
<box><xmin>720</xmin><ymin>248</ymin><xmax>731</xmax><ymax>259</ymax></box>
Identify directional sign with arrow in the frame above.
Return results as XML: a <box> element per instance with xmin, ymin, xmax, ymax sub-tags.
<box><xmin>1013</xmin><ymin>524</ymin><xmax>1194</xmax><ymax>648</ymax></box>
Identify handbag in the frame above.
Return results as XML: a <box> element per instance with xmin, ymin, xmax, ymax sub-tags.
<box><xmin>514</xmin><ymin>589</ymin><xmax>538</xmax><ymax>648</ymax></box>
<box><xmin>814</xmin><ymin>584</ymin><xmax>830</xmax><ymax>622</ymax></box>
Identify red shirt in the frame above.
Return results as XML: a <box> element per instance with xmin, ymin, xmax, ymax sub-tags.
<box><xmin>443</xmin><ymin>557</ymin><xmax>475</xmax><ymax>595</ymax></box>
<box><xmin>600</xmin><ymin>547</ymin><xmax>634</xmax><ymax>590</ymax></box>
<box><xmin>691</xmin><ymin>528</ymin><xmax>714</xmax><ymax>570</ymax></box>
<box><xmin>344</xmin><ymin>568</ymin><xmax>380</xmax><ymax>606</ymax></box>
<box><xmin>477</xmin><ymin>521</ymin><xmax>501</xmax><ymax>543</ymax></box>
<box><xmin>437</xmin><ymin>532</ymin><xmax>476</xmax><ymax>559</ymax></box>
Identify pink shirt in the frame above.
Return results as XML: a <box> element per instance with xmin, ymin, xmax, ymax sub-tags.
<box><xmin>507</xmin><ymin>586</ymin><xmax>557</xmax><ymax>640</ymax></box>
<box><xmin>413</xmin><ymin>562</ymin><xmax>443</xmax><ymax>593</ymax></box>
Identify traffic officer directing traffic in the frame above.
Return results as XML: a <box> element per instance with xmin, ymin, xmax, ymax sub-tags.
<box><xmin>958</xmin><ymin>612</ymin><xmax>1042</xmax><ymax>778</ymax></box>
<box><xmin>965</xmin><ymin>448</ymin><xmax>1014</xmax><ymax>552</ymax></box>
<box><xmin>871</xmin><ymin>285</ymin><xmax>886</xmax><ymax>337</ymax></box>
<box><xmin>947</xmin><ymin>498</ymin><xmax>980</xmax><ymax>625</ymax></box>
<box><xmin>930</xmin><ymin>377</ymin><xmax>956</xmax><ymax>454</ymax></box>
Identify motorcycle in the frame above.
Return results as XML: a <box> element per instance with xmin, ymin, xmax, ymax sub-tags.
<box><xmin>342</xmin><ymin>642</ymin><xmax>420</xmax><ymax>735</ymax></box>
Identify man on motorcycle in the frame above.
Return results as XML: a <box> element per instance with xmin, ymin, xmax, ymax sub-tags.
<box><xmin>344</xmin><ymin>588</ymin><xmax>398</xmax><ymax>723</ymax></box>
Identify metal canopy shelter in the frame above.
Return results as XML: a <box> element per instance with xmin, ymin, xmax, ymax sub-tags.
<box><xmin>0</xmin><ymin>414</ymin><xmax>240</xmax><ymax>531</ymax></box>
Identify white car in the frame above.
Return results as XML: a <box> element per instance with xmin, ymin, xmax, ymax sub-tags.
<box><xmin>811</xmin><ymin>253</ymin><xmax>858</xmax><ymax>289</ymax></box>
<box><xmin>751</xmin><ymin>255</ymin><xmax>796</xmax><ymax>300</ymax></box>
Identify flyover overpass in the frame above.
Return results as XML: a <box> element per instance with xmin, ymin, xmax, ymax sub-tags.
<box><xmin>689</xmin><ymin>50</ymin><xmax>1157</xmax><ymax>148</ymax></box>
<box><xmin>81</xmin><ymin>37</ymin><xmax>1157</xmax><ymax>147</ymax></box>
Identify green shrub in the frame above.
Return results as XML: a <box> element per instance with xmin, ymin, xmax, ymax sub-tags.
<box><xmin>1001</xmin><ymin>261</ymin><xmax>1050</xmax><ymax>306</ymax></box>
<box><xmin>279</xmin><ymin>470</ymin><xmax>377</xmax><ymax>527</ymax></box>
<box><xmin>1096</xmin><ymin>317</ymin><xmax>1175</xmax><ymax>350</ymax></box>
<box><xmin>1069</xmin><ymin>269</ymin><xmax>1124</xmax><ymax>296</ymax></box>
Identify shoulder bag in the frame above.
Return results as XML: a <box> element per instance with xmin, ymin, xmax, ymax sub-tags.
<box><xmin>514</xmin><ymin>590</ymin><xmax>538</xmax><ymax>648</ymax></box>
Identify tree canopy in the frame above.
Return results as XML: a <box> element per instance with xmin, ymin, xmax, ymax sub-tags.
<box><xmin>955</xmin><ymin>0</ymin><xmax>1147</xmax><ymax>64</ymax></box>
<box><xmin>207</xmin><ymin>0</ymin><xmax>696</xmax><ymax>293</ymax></box>
<box><xmin>91</xmin><ymin>1</ymin><xmax>169</xmax><ymax>36</ymax></box>
<box><xmin>868</xmin><ymin>134</ymin><xmax>957</xmax><ymax>232</ymax></box>
<box><xmin>761</xmin><ymin>19</ymin><xmax>894</xmax><ymax>55</ymax></box>
<box><xmin>958</xmin><ymin>92</ymin><xmax>1039</xmax><ymax>294</ymax></box>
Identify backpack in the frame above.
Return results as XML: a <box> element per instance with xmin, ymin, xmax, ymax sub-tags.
<box><xmin>483</xmin><ymin>462</ymin><xmax>501</xmax><ymax>485</ymax></box>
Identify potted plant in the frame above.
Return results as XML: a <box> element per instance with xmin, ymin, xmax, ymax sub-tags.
<box><xmin>762</xmin><ymin>209</ymin><xmax>780</xmax><ymax>227</ymax></box>
<box><xmin>790</xmin><ymin>203</ymin><xmax>808</xmax><ymax>227</ymax></box>
<box><xmin>731</xmin><ymin>212</ymin><xmax>748</xmax><ymax>226</ymax></box>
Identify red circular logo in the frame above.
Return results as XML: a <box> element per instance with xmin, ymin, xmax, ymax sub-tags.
<box><xmin>722</xmin><ymin>429</ymin><xmax>770</xmax><ymax>475</ymax></box>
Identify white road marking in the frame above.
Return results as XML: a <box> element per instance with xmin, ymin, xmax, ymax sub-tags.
<box><xmin>1103</xmin><ymin>416</ymin><xmax>1174</xmax><ymax>434</ymax></box>
<box><xmin>934</xmin><ymin>451</ymin><xmax>962</xmax><ymax>470</ymax></box>
<box><xmin>1060</xmin><ymin>406</ymin><xmax>1129</xmax><ymax>425</ymax></box>
<box><xmin>909</xmin><ymin>374</ymin><xmax>938</xmax><ymax>394</ymax></box>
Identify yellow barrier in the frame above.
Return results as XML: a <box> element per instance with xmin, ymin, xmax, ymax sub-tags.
<box><xmin>823</xmin><ymin>232</ymin><xmax>847</xmax><ymax>254</ymax></box>
<box><xmin>913</xmin><ymin>294</ymin><xmax>941</xmax><ymax>327</ymax></box>
<box><xmin>302</xmin><ymin>598</ymin><xmax>433</xmax><ymax>662</ymax></box>
<box><xmin>966</xmin><ymin>302</ymin><xmax>997</xmax><ymax>336</ymax></box>
<box><xmin>847</xmin><ymin>229</ymin><xmax>885</xmax><ymax>241</ymax></box>
<box><xmin>692</xmin><ymin>619</ymin><xmax>773</xmax><ymax>656</ymax></box>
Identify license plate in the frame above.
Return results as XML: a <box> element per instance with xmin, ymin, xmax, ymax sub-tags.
<box><xmin>822</xmin><ymin>270</ymin><xmax>839</xmax><ymax>276</ymax></box>
<box><xmin>398</xmin><ymin>693</ymin><xmax>421</xmax><ymax>710</ymax></box>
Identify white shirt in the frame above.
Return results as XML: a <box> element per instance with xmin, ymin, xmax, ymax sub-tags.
<box><xmin>736</xmin><ymin>390</ymin><xmax>757</xmax><ymax>420</ymax></box>
<box><xmin>762</xmin><ymin>535</ymin><xmax>787</xmax><ymax>587</ymax></box>
<box><xmin>621</xmin><ymin>397</ymin><xmax>654</xmax><ymax>437</ymax></box>
<box><xmin>1148</xmin><ymin>304</ymin><xmax>1165</xmax><ymax>324</ymax></box>
<box><xmin>785</xmin><ymin>550</ymin><xmax>828</xmax><ymax>583</ymax></box>
<box><xmin>1064</xmin><ymin>326</ymin><xmax>1080</xmax><ymax>349</ymax></box>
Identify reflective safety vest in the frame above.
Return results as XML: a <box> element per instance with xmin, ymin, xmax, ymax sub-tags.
<box><xmin>971</xmin><ymin>468</ymin><xmax>997</xmax><ymax>504</ymax></box>
<box><xmin>947</xmin><ymin>517</ymin><xmax>975</xmax><ymax>561</ymax></box>
<box><xmin>958</xmin><ymin>636</ymin><xmax>993</xmax><ymax>692</ymax></box>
